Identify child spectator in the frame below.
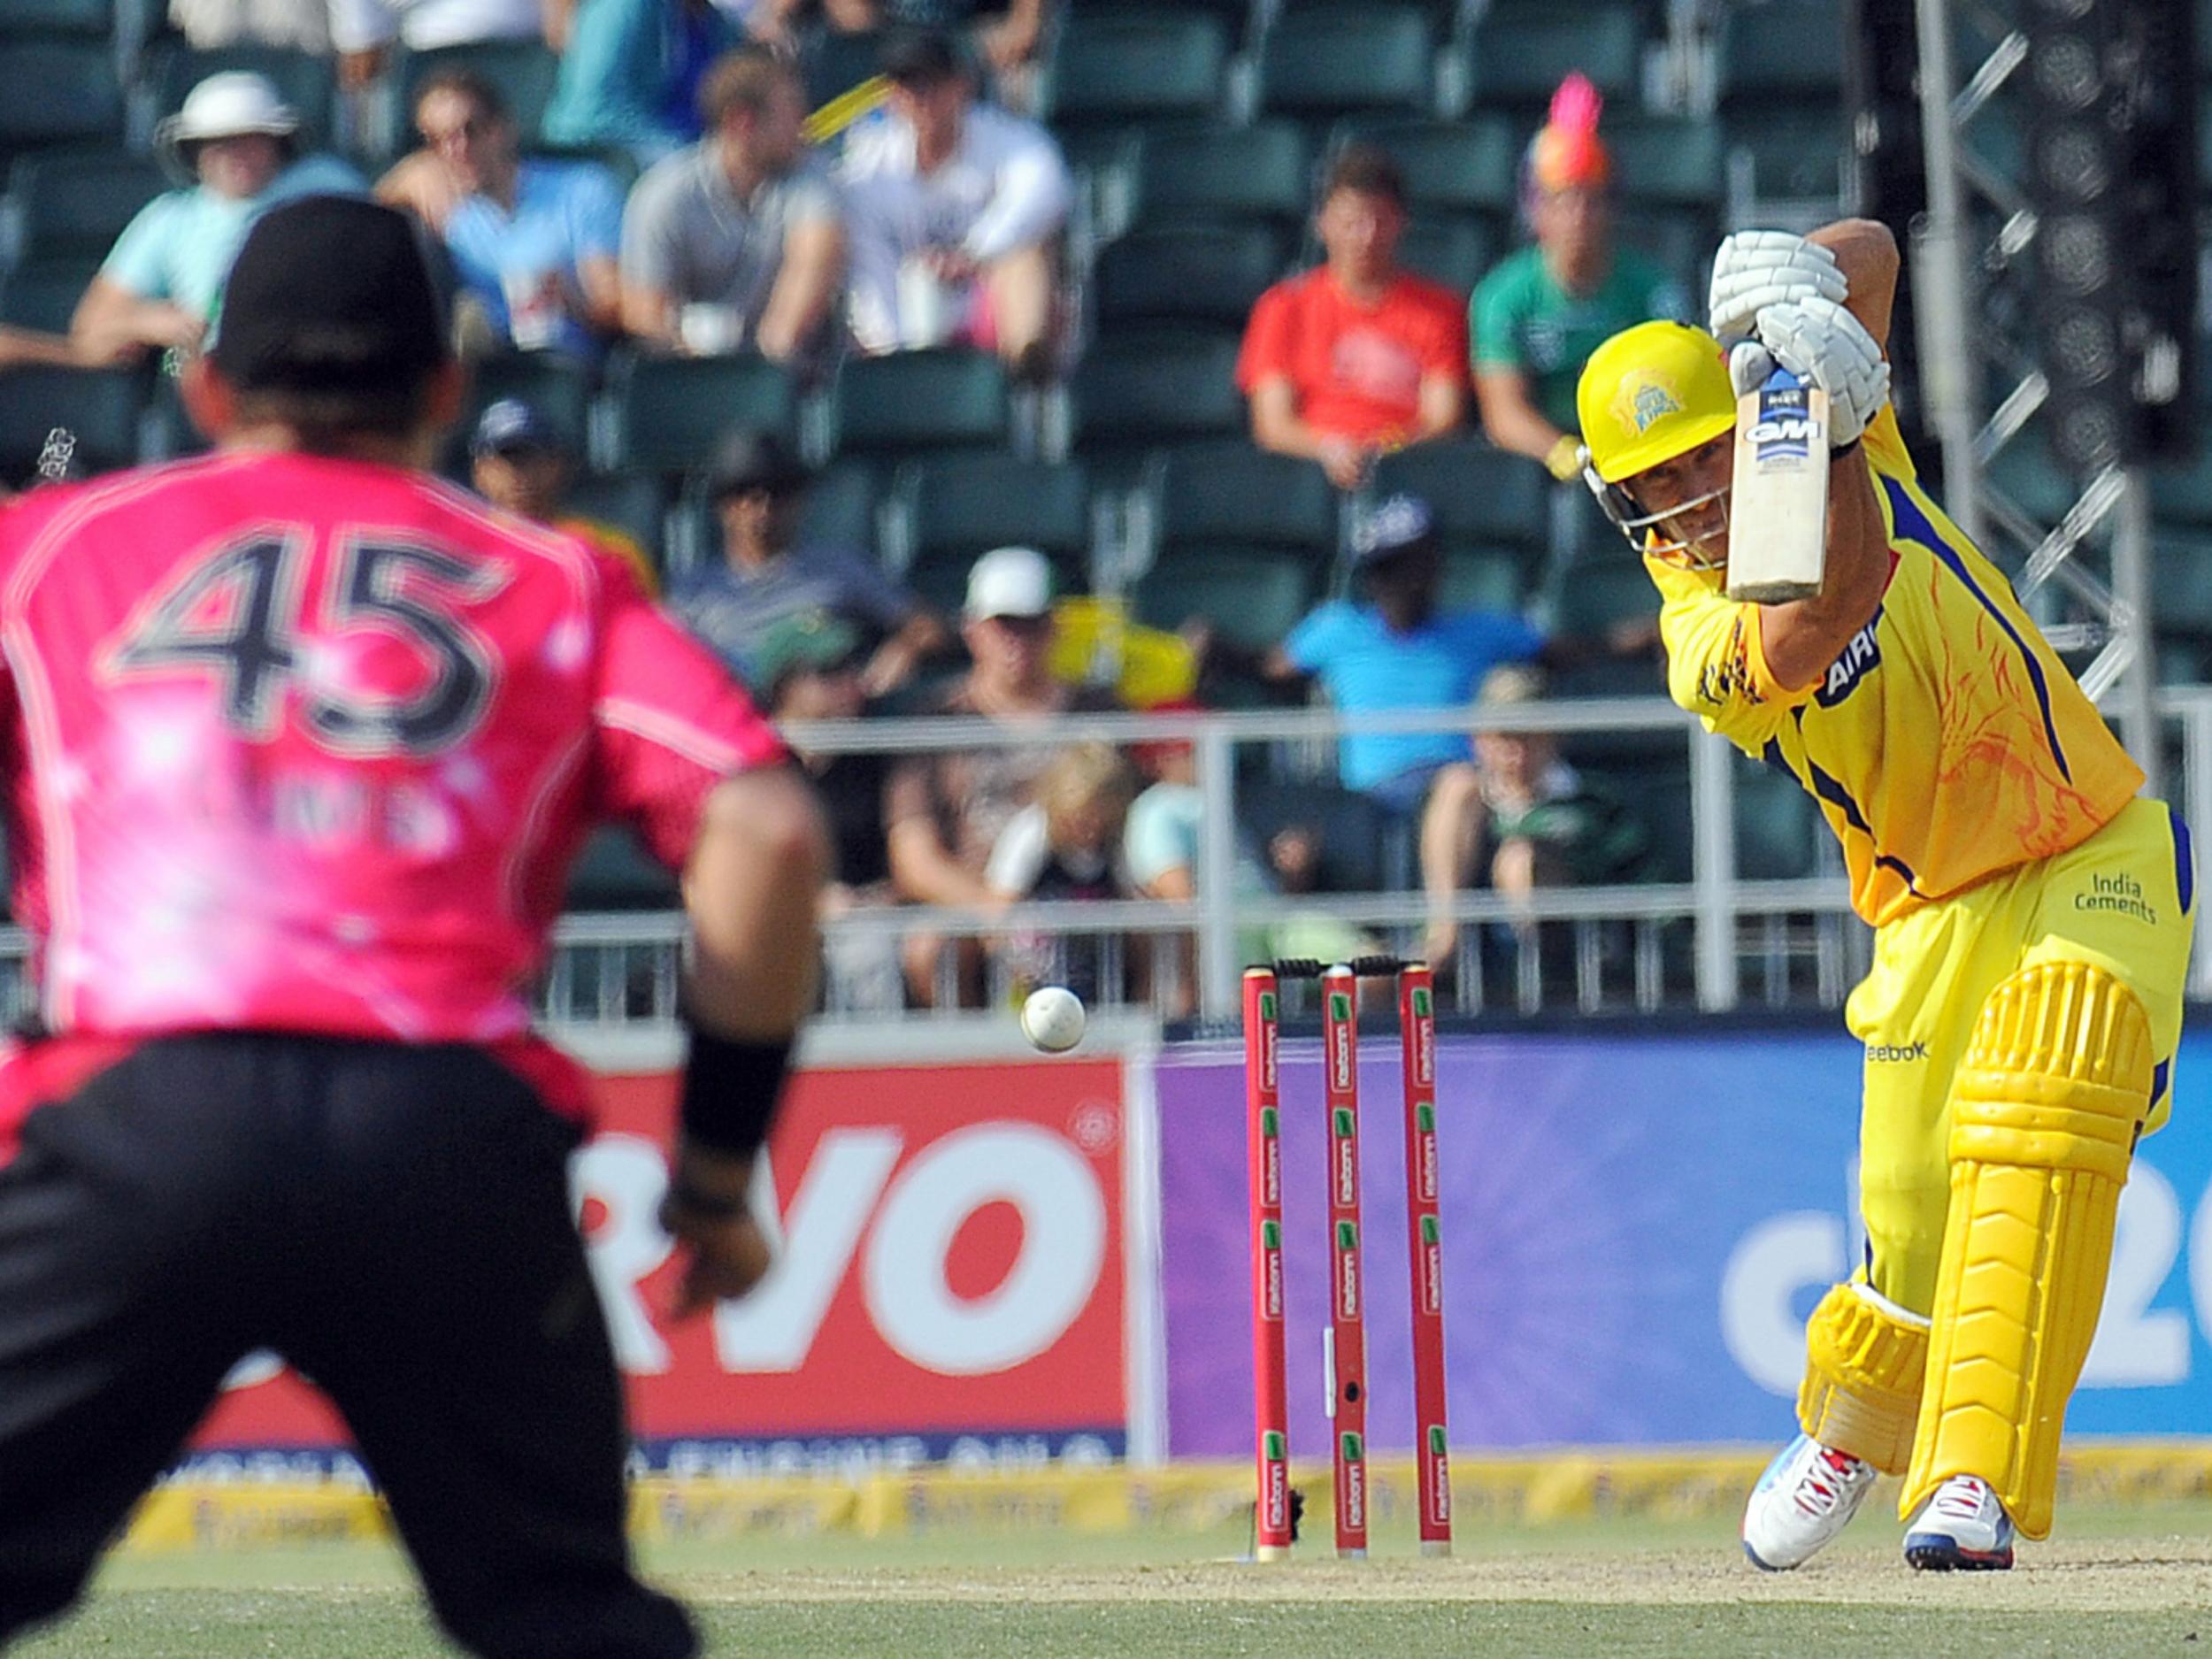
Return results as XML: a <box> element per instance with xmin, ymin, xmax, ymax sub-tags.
<box><xmin>987</xmin><ymin>741</ymin><xmax>1138</xmax><ymax>1005</ymax></box>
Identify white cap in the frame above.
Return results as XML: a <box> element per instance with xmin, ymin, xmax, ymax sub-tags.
<box><xmin>162</xmin><ymin>72</ymin><xmax>301</xmax><ymax>147</ymax></box>
<box><xmin>964</xmin><ymin>545</ymin><xmax>1053</xmax><ymax>621</ymax></box>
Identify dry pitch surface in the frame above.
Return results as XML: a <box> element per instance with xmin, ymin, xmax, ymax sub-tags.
<box><xmin>18</xmin><ymin>1503</ymin><xmax>2212</xmax><ymax>1657</ymax></box>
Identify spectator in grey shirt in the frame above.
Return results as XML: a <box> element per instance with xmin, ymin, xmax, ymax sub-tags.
<box><xmin>667</xmin><ymin>429</ymin><xmax>950</xmax><ymax>697</ymax></box>
<box><xmin>619</xmin><ymin>46</ymin><xmax>845</xmax><ymax>365</ymax></box>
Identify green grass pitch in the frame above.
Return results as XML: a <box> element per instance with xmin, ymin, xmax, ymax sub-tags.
<box><xmin>15</xmin><ymin>1500</ymin><xmax>2212</xmax><ymax>1658</ymax></box>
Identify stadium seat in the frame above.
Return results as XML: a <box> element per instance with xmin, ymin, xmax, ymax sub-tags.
<box><xmin>0</xmin><ymin>0</ymin><xmax>112</xmax><ymax>34</ymax></box>
<box><xmin>8</xmin><ymin>148</ymin><xmax>166</xmax><ymax>265</ymax></box>
<box><xmin>1721</xmin><ymin>105</ymin><xmax>1847</xmax><ymax>204</ymax></box>
<box><xmin>1462</xmin><ymin>6</ymin><xmax>1643</xmax><ymax>111</ymax></box>
<box><xmin>1237</xmin><ymin>776</ymin><xmax>1395</xmax><ymax>891</ymax></box>
<box><xmin>801</xmin><ymin>29</ymin><xmax>887</xmax><ymax>113</ymax></box>
<box><xmin>0</xmin><ymin>365</ymin><xmax>143</xmax><ymax>479</ymax></box>
<box><xmin>565</xmin><ymin>827</ymin><xmax>680</xmax><ymax>910</ymax></box>
<box><xmin>795</xmin><ymin>459</ymin><xmax>882</xmax><ymax>555</ymax></box>
<box><xmin>1437</xmin><ymin>549</ymin><xmax>1527</xmax><ymax>612</ymax></box>
<box><xmin>1332</xmin><ymin>117</ymin><xmax>1518</xmax><ymax>219</ymax></box>
<box><xmin>1132</xmin><ymin>123</ymin><xmax>1312</xmax><ymax>230</ymax></box>
<box><xmin>1372</xmin><ymin>439</ymin><xmax>1549</xmax><ymax>552</ymax></box>
<box><xmin>1734</xmin><ymin>756</ymin><xmax>1821</xmax><ymax>880</ymax></box>
<box><xmin>1150</xmin><ymin>440</ymin><xmax>1340</xmax><ymax>561</ymax></box>
<box><xmin>1092</xmin><ymin>224</ymin><xmax>1286</xmax><ymax>331</ymax></box>
<box><xmin>453</xmin><ymin>352</ymin><xmax>595</xmax><ymax>466</ymax></box>
<box><xmin>1719</xmin><ymin>1</ymin><xmax>1846</xmax><ymax>102</ymax></box>
<box><xmin>900</xmin><ymin>453</ymin><xmax>1092</xmax><ymax>568</ymax></box>
<box><xmin>1547</xmin><ymin>654</ymin><xmax>1670</xmax><ymax>764</ymax></box>
<box><xmin>1612</xmin><ymin>207</ymin><xmax>1709</xmax><ymax>305</ymax></box>
<box><xmin>148</xmin><ymin>43</ymin><xmax>339</xmax><ymax>151</ymax></box>
<box><xmin>833</xmin><ymin>349</ymin><xmax>1009</xmax><ymax>458</ymax></box>
<box><xmin>0</xmin><ymin>262</ymin><xmax>95</xmax><ymax>334</ymax></box>
<box><xmin>1607</xmin><ymin>115</ymin><xmax>1724</xmax><ymax>209</ymax></box>
<box><xmin>0</xmin><ymin>42</ymin><xmax>125</xmax><ymax>165</ymax></box>
<box><xmin>609</xmin><ymin>353</ymin><xmax>797</xmax><ymax>474</ymax></box>
<box><xmin>564</xmin><ymin>472</ymin><xmax>669</xmax><ymax>570</ymax></box>
<box><xmin>1541</xmin><ymin>552</ymin><xmax>1660</xmax><ymax>641</ymax></box>
<box><xmin>1067</xmin><ymin>330</ymin><xmax>1247</xmax><ymax>470</ymax></box>
<box><xmin>1040</xmin><ymin>11</ymin><xmax>1228</xmax><ymax>131</ymax></box>
<box><xmin>388</xmin><ymin>39</ymin><xmax>563</xmax><ymax>155</ymax></box>
<box><xmin>1133</xmin><ymin>551</ymin><xmax>1314</xmax><ymax>653</ymax></box>
<box><xmin>1257</xmin><ymin>6</ymin><xmax>1433</xmax><ymax>123</ymax></box>
<box><xmin>1395</xmin><ymin>217</ymin><xmax>1494</xmax><ymax>295</ymax></box>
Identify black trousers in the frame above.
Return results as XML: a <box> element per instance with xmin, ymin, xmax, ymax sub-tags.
<box><xmin>0</xmin><ymin>1033</ymin><xmax>695</xmax><ymax>1659</ymax></box>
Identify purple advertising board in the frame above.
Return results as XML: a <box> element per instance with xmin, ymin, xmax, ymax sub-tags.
<box><xmin>1156</xmin><ymin>1025</ymin><xmax>2212</xmax><ymax>1459</ymax></box>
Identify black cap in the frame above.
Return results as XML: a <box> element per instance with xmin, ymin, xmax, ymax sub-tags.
<box><xmin>211</xmin><ymin>196</ymin><xmax>449</xmax><ymax>395</ymax></box>
<box><xmin>882</xmin><ymin>28</ymin><xmax>963</xmax><ymax>85</ymax></box>
<box><xmin>709</xmin><ymin>428</ymin><xmax>810</xmax><ymax>499</ymax></box>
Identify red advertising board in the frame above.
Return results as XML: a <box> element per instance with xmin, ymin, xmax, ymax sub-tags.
<box><xmin>191</xmin><ymin>1056</ymin><xmax>1129</xmax><ymax>1458</ymax></box>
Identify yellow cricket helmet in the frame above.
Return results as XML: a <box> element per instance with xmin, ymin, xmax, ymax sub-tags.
<box><xmin>1577</xmin><ymin>319</ymin><xmax>1737</xmax><ymax>483</ymax></box>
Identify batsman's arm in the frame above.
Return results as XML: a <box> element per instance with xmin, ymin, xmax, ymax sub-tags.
<box><xmin>1807</xmin><ymin>219</ymin><xmax>1900</xmax><ymax>357</ymax></box>
<box><xmin>1755</xmin><ymin>453</ymin><xmax>1889</xmax><ymax>692</ymax></box>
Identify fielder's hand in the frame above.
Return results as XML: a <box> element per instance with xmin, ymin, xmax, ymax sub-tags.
<box><xmin>660</xmin><ymin>1144</ymin><xmax>776</xmax><ymax>1318</ymax></box>
<box><xmin>1737</xmin><ymin>296</ymin><xmax>1891</xmax><ymax>448</ymax></box>
<box><xmin>1709</xmin><ymin>231</ymin><xmax>1848</xmax><ymax>344</ymax></box>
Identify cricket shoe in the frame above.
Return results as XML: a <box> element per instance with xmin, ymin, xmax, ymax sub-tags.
<box><xmin>1742</xmin><ymin>1432</ymin><xmax>1877</xmax><ymax>1571</ymax></box>
<box><xmin>1903</xmin><ymin>1475</ymin><xmax>2015</xmax><ymax>1571</ymax></box>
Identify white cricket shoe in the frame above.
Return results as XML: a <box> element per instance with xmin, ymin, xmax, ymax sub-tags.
<box><xmin>1903</xmin><ymin>1475</ymin><xmax>2016</xmax><ymax>1571</ymax></box>
<box><xmin>1741</xmin><ymin>1432</ymin><xmax>1877</xmax><ymax>1571</ymax></box>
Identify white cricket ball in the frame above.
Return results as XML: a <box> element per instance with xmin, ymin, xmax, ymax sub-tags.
<box><xmin>1021</xmin><ymin>986</ymin><xmax>1087</xmax><ymax>1053</ymax></box>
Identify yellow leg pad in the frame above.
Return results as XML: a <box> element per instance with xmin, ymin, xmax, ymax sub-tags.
<box><xmin>1798</xmin><ymin>1283</ymin><xmax>1928</xmax><ymax>1474</ymax></box>
<box><xmin>1901</xmin><ymin>961</ymin><xmax>2152</xmax><ymax>1540</ymax></box>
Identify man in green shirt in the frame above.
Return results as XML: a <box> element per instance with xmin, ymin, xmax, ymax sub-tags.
<box><xmin>1470</xmin><ymin>86</ymin><xmax>1688</xmax><ymax>484</ymax></box>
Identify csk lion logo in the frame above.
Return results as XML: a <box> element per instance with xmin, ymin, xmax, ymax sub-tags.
<box><xmin>1622</xmin><ymin>378</ymin><xmax>1683</xmax><ymax>434</ymax></box>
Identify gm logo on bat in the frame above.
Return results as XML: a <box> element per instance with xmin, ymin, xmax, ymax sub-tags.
<box><xmin>1748</xmin><ymin>390</ymin><xmax>1816</xmax><ymax>462</ymax></box>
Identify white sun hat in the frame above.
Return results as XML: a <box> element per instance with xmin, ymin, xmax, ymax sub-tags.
<box><xmin>156</xmin><ymin>73</ymin><xmax>301</xmax><ymax>179</ymax></box>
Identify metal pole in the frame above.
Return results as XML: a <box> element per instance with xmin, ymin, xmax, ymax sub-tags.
<box><xmin>1196</xmin><ymin>726</ymin><xmax>1240</xmax><ymax>1020</ymax></box>
<box><xmin>2114</xmin><ymin>466</ymin><xmax>2162</xmax><ymax>796</ymax></box>
<box><xmin>1690</xmin><ymin>728</ymin><xmax>1739</xmax><ymax>1011</ymax></box>
<box><xmin>1909</xmin><ymin>0</ymin><xmax>1985</xmax><ymax>543</ymax></box>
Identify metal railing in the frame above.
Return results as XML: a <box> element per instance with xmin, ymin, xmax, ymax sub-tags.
<box><xmin>0</xmin><ymin>689</ymin><xmax>2204</xmax><ymax>1031</ymax></box>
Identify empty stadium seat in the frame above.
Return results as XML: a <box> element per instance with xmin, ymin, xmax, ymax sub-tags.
<box><xmin>1041</xmin><ymin>11</ymin><xmax>1228</xmax><ymax>131</ymax></box>
<box><xmin>0</xmin><ymin>0</ymin><xmax>112</xmax><ymax>34</ymax></box>
<box><xmin>609</xmin><ymin>353</ymin><xmax>797</xmax><ymax>473</ymax></box>
<box><xmin>0</xmin><ymin>263</ymin><xmax>94</xmax><ymax>334</ymax></box>
<box><xmin>794</xmin><ymin>459</ymin><xmax>882</xmax><ymax>555</ymax></box>
<box><xmin>1462</xmin><ymin>5</ymin><xmax>1643</xmax><ymax>111</ymax></box>
<box><xmin>1719</xmin><ymin>1</ymin><xmax>1845</xmax><ymax>101</ymax></box>
<box><xmin>1150</xmin><ymin>440</ymin><xmax>1340</xmax><ymax>561</ymax></box>
<box><xmin>0</xmin><ymin>42</ymin><xmax>125</xmax><ymax>165</ymax></box>
<box><xmin>1612</xmin><ymin>207</ymin><xmax>1709</xmax><ymax>305</ymax></box>
<box><xmin>0</xmin><ymin>365</ymin><xmax>142</xmax><ymax>479</ymax></box>
<box><xmin>900</xmin><ymin>453</ymin><xmax>1093</xmax><ymax>567</ymax></box>
<box><xmin>564</xmin><ymin>471</ymin><xmax>669</xmax><ymax>569</ymax></box>
<box><xmin>1332</xmin><ymin>118</ymin><xmax>1518</xmax><ymax>219</ymax></box>
<box><xmin>1133</xmin><ymin>123</ymin><xmax>1312</xmax><ymax>229</ymax></box>
<box><xmin>9</xmin><ymin>149</ymin><xmax>166</xmax><ymax>265</ymax></box>
<box><xmin>1068</xmin><ymin>330</ymin><xmax>1246</xmax><ymax>469</ymax></box>
<box><xmin>833</xmin><ymin>349</ymin><xmax>1009</xmax><ymax>457</ymax></box>
<box><xmin>1395</xmin><ymin>217</ymin><xmax>1493</xmax><ymax>295</ymax></box>
<box><xmin>388</xmin><ymin>38</ymin><xmax>563</xmax><ymax>156</ymax></box>
<box><xmin>1134</xmin><ymin>551</ymin><xmax>1315</xmax><ymax>653</ymax></box>
<box><xmin>801</xmin><ymin>29</ymin><xmax>887</xmax><ymax>113</ymax></box>
<box><xmin>1607</xmin><ymin>115</ymin><xmax>1724</xmax><ymax>209</ymax></box>
<box><xmin>1258</xmin><ymin>7</ymin><xmax>1433</xmax><ymax>122</ymax></box>
<box><xmin>149</xmin><ymin>43</ymin><xmax>339</xmax><ymax>151</ymax></box>
<box><xmin>1371</xmin><ymin>439</ymin><xmax>1549</xmax><ymax>552</ymax></box>
<box><xmin>1541</xmin><ymin>552</ymin><xmax>1661</xmax><ymax>641</ymax></box>
<box><xmin>1721</xmin><ymin>105</ymin><xmax>1847</xmax><ymax>204</ymax></box>
<box><xmin>1436</xmin><ymin>549</ymin><xmax>1527</xmax><ymax>612</ymax></box>
<box><xmin>453</xmin><ymin>352</ymin><xmax>595</xmax><ymax>467</ymax></box>
<box><xmin>565</xmin><ymin>827</ymin><xmax>680</xmax><ymax>910</ymax></box>
<box><xmin>1092</xmin><ymin>224</ymin><xmax>1286</xmax><ymax>331</ymax></box>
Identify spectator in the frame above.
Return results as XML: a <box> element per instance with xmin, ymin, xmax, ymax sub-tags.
<box><xmin>619</xmin><ymin>47</ymin><xmax>844</xmax><ymax>365</ymax></box>
<box><xmin>1219</xmin><ymin>495</ymin><xmax>1544</xmax><ymax>813</ymax></box>
<box><xmin>839</xmin><ymin>30</ymin><xmax>1070</xmax><ymax>376</ymax></box>
<box><xmin>469</xmin><ymin>398</ymin><xmax>658</xmax><ymax>593</ymax></box>
<box><xmin>170</xmin><ymin>0</ymin><xmax>333</xmax><ymax>50</ymax></box>
<box><xmin>331</xmin><ymin>0</ymin><xmax>548</xmax><ymax>91</ymax></box>
<box><xmin>1419</xmin><ymin>664</ymin><xmax>1647</xmax><ymax>976</ymax></box>
<box><xmin>884</xmin><ymin>545</ymin><xmax>1118</xmax><ymax>1006</ymax></box>
<box><xmin>542</xmin><ymin>0</ymin><xmax>745</xmax><ymax>162</ymax></box>
<box><xmin>72</xmin><ymin>75</ymin><xmax>365</xmax><ymax>365</ymax></box>
<box><xmin>1471</xmin><ymin>74</ymin><xmax>1689</xmax><ymax>486</ymax></box>
<box><xmin>987</xmin><ymin>741</ymin><xmax>1138</xmax><ymax>1005</ymax></box>
<box><xmin>0</xmin><ymin>326</ymin><xmax>103</xmax><ymax>371</ymax></box>
<box><xmin>378</xmin><ymin>69</ymin><xmax>624</xmax><ymax>358</ymax></box>
<box><xmin>795</xmin><ymin>0</ymin><xmax>1050</xmax><ymax>89</ymax></box>
<box><xmin>666</xmin><ymin>429</ymin><xmax>949</xmax><ymax>695</ymax></box>
<box><xmin>1239</xmin><ymin>144</ymin><xmax>1468</xmax><ymax>491</ymax></box>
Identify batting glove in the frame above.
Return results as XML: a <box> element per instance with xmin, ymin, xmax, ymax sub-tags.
<box><xmin>1745</xmin><ymin>296</ymin><xmax>1891</xmax><ymax>449</ymax></box>
<box><xmin>1709</xmin><ymin>231</ymin><xmax>1848</xmax><ymax>345</ymax></box>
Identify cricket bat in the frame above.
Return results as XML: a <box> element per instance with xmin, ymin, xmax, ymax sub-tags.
<box><xmin>1724</xmin><ymin>366</ymin><xmax>1831</xmax><ymax>603</ymax></box>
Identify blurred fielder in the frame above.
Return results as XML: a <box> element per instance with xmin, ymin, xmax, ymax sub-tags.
<box><xmin>0</xmin><ymin>197</ymin><xmax>829</xmax><ymax>1655</ymax></box>
<box><xmin>1577</xmin><ymin>220</ymin><xmax>2194</xmax><ymax>1571</ymax></box>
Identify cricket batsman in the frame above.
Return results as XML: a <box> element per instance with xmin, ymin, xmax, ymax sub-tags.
<box><xmin>1575</xmin><ymin>219</ymin><xmax>2195</xmax><ymax>1571</ymax></box>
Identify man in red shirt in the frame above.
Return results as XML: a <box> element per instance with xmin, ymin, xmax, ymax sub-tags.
<box><xmin>0</xmin><ymin>197</ymin><xmax>828</xmax><ymax>1658</ymax></box>
<box><xmin>1237</xmin><ymin>145</ymin><xmax>1469</xmax><ymax>489</ymax></box>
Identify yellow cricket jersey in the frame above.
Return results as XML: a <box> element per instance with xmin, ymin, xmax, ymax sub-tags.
<box><xmin>1649</xmin><ymin>406</ymin><xmax>2144</xmax><ymax>926</ymax></box>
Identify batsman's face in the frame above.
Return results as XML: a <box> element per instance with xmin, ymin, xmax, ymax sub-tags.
<box><xmin>1625</xmin><ymin>433</ymin><xmax>1733</xmax><ymax>564</ymax></box>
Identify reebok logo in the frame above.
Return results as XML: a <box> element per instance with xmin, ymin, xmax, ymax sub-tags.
<box><xmin>1865</xmin><ymin>1041</ymin><xmax>1928</xmax><ymax>1063</ymax></box>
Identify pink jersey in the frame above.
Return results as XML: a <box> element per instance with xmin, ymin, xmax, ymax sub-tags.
<box><xmin>0</xmin><ymin>451</ymin><xmax>785</xmax><ymax>1044</ymax></box>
